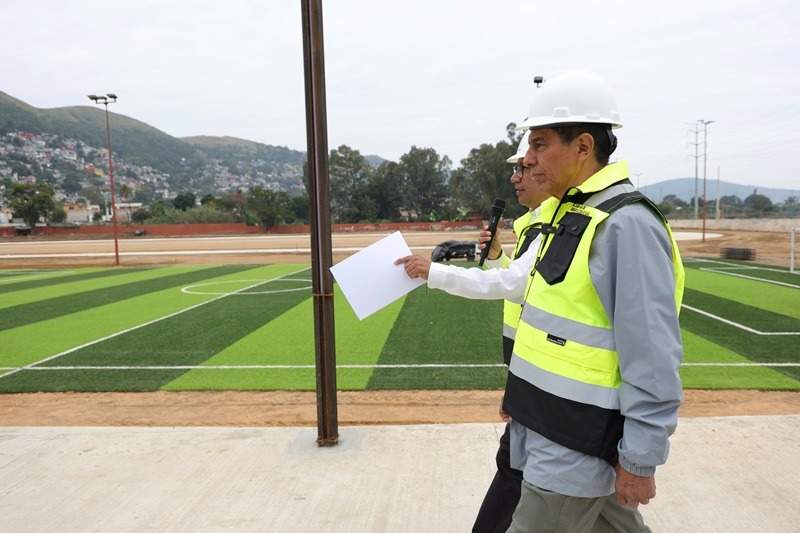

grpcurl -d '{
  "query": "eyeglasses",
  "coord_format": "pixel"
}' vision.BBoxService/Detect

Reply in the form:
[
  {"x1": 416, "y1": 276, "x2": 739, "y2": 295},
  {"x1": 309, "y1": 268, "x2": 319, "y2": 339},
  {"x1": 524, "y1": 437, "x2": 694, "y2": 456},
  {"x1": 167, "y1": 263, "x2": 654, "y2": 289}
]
[{"x1": 513, "y1": 164, "x2": 534, "y2": 176}]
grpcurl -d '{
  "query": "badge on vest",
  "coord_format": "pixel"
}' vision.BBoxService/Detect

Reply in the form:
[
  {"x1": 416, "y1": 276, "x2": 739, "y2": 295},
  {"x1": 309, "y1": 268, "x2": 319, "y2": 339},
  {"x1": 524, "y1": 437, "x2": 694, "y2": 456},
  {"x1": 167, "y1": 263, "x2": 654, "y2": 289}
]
[{"x1": 546, "y1": 333, "x2": 567, "y2": 346}]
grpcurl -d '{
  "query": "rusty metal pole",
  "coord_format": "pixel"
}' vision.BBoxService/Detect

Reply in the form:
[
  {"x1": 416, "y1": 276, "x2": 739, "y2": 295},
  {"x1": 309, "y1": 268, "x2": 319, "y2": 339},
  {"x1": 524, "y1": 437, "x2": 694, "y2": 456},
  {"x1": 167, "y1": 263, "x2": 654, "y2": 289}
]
[{"x1": 301, "y1": 0, "x2": 338, "y2": 446}]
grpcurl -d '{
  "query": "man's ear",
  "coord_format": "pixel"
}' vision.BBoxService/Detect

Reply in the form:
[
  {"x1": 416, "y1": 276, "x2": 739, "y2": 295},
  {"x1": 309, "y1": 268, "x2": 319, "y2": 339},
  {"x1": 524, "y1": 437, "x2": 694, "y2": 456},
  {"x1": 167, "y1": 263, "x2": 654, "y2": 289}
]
[{"x1": 575, "y1": 133, "x2": 595, "y2": 161}]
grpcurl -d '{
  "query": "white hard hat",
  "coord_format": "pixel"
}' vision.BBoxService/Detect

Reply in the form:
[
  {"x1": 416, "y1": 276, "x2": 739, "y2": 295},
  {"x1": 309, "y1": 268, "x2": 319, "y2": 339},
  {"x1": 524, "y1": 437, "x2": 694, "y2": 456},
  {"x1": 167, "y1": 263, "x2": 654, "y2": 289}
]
[
  {"x1": 517, "y1": 71, "x2": 622, "y2": 130},
  {"x1": 506, "y1": 130, "x2": 531, "y2": 163}
]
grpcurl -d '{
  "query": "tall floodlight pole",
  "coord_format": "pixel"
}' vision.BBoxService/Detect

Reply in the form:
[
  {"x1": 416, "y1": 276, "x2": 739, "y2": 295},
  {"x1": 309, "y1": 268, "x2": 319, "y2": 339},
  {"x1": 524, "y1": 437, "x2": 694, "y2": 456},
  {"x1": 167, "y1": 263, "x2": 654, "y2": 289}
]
[
  {"x1": 699, "y1": 119, "x2": 714, "y2": 242},
  {"x1": 301, "y1": 0, "x2": 338, "y2": 446},
  {"x1": 88, "y1": 94, "x2": 120, "y2": 266}
]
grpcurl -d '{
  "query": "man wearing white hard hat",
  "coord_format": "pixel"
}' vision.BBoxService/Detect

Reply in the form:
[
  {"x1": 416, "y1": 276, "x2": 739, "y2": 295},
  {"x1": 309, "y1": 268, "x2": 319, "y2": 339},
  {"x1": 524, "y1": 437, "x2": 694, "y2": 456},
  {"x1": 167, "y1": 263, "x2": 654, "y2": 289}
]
[{"x1": 500, "y1": 71, "x2": 685, "y2": 532}]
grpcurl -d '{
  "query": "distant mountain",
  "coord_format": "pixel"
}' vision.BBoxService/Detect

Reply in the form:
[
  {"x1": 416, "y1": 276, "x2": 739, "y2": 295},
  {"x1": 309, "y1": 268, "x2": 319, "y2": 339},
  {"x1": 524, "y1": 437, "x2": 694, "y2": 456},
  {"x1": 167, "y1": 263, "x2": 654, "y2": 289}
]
[
  {"x1": 364, "y1": 154, "x2": 388, "y2": 167},
  {"x1": 641, "y1": 177, "x2": 799, "y2": 204}
]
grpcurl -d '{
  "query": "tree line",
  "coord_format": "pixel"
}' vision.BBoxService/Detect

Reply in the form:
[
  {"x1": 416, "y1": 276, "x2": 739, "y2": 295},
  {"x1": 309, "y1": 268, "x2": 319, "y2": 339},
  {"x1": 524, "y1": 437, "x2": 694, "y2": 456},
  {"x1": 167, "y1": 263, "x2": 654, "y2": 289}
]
[{"x1": 658, "y1": 192, "x2": 800, "y2": 218}]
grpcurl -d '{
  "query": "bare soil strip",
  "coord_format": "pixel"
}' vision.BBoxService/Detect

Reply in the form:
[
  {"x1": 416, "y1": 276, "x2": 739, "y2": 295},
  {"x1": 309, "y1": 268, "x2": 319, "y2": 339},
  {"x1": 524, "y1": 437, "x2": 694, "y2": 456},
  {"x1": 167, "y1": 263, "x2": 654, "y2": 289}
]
[{"x1": 1, "y1": 390, "x2": 798, "y2": 427}]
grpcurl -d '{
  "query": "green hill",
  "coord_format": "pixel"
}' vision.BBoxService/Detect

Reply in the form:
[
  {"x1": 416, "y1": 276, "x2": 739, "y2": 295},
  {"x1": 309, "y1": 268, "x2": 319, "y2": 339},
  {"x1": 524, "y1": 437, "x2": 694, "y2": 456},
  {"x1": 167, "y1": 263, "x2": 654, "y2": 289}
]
[
  {"x1": 0, "y1": 91, "x2": 200, "y2": 179},
  {"x1": 182, "y1": 135, "x2": 305, "y2": 165}
]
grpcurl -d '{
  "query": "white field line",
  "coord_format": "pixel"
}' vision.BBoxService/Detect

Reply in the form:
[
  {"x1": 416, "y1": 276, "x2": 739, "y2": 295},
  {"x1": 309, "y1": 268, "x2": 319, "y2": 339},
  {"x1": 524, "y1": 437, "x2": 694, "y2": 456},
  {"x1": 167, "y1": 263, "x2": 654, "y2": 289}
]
[
  {"x1": 698, "y1": 267, "x2": 800, "y2": 289},
  {"x1": 0, "y1": 246, "x2": 437, "y2": 259},
  {"x1": 682, "y1": 304, "x2": 800, "y2": 335},
  {"x1": 0, "y1": 362, "x2": 798, "y2": 372},
  {"x1": 689, "y1": 257, "x2": 800, "y2": 275},
  {"x1": 0, "y1": 267, "x2": 311, "y2": 380}
]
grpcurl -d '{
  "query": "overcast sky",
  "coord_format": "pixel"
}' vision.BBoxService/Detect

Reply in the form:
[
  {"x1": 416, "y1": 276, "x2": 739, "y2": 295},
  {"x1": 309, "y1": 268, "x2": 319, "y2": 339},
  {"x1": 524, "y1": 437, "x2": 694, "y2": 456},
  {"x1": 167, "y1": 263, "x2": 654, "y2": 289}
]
[{"x1": 2, "y1": 0, "x2": 798, "y2": 190}]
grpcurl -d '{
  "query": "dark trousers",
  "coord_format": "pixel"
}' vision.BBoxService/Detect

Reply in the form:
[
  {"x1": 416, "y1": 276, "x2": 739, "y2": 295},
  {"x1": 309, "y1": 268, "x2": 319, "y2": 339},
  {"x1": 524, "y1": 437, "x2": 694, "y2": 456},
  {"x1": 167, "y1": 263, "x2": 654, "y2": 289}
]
[{"x1": 472, "y1": 422, "x2": 523, "y2": 533}]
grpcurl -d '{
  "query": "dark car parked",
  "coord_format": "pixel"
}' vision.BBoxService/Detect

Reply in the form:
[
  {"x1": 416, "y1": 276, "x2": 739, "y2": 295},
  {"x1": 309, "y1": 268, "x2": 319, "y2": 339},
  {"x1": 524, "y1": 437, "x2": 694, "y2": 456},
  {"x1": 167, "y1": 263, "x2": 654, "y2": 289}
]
[{"x1": 431, "y1": 240, "x2": 477, "y2": 262}]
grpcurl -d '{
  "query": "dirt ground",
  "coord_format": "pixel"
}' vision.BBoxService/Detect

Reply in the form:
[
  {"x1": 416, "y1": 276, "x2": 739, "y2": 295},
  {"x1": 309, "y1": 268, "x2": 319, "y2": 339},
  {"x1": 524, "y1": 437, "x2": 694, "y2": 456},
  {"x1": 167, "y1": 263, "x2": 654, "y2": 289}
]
[
  {"x1": 0, "y1": 228, "x2": 794, "y2": 268},
  {"x1": 1, "y1": 389, "x2": 799, "y2": 426}
]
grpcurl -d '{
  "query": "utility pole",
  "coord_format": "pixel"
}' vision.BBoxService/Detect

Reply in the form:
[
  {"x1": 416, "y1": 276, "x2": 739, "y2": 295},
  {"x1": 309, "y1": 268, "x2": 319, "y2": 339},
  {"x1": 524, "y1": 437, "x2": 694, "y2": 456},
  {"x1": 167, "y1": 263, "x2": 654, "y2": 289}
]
[
  {"x1": 716, "y1": 166, "x2": 721, "y2": 220},
  {"x1": 88, "y1": 93, "x2": 120, "y2": 266},
  {"x1": 634, "y1": 173, "x2": 643, "y2": 189},
  {"x1": 688, "y1": 122, "x2": 701, "y2": 219},
  {"x1": 699, "y1": 119, "x2": 714, "y2": 242},
  {"x1": 301, "y1": 0, "x2": 338, "y2": 447}
]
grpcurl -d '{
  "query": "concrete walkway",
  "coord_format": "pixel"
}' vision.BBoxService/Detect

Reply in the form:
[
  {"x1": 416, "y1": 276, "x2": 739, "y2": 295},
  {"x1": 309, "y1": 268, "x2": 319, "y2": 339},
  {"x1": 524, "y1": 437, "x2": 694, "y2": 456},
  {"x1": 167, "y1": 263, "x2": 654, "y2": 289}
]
[{"x1": 1, "y1": 415, "x2": 798, "y2": 532}]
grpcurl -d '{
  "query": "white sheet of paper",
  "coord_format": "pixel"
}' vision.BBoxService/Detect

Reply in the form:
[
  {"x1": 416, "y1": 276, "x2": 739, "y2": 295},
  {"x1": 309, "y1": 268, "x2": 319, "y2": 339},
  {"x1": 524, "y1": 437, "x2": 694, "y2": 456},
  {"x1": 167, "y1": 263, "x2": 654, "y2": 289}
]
[{"x1": 330, "y1": 231, "x2": 424, "y2": 320}]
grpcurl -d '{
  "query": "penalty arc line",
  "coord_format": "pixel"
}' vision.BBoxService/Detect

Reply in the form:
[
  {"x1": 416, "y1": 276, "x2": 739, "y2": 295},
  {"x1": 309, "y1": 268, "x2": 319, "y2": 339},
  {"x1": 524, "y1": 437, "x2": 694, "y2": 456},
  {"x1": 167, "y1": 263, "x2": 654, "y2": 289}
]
[{"x1": 0, "y1": 267, "x2": 311, "y2": 380}]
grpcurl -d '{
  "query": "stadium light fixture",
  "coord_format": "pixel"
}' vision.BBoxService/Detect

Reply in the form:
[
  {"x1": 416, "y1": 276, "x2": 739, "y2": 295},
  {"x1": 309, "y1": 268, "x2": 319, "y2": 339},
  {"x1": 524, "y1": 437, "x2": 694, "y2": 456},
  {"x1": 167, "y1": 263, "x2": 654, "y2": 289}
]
[{"x1": 88, "y1": 93, "x2": 121, "y2": 266}]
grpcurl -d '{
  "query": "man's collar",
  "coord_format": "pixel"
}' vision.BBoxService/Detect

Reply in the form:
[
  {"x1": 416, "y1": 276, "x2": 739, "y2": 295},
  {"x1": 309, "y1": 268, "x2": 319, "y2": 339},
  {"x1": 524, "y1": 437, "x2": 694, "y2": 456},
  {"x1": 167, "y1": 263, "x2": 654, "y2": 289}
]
[{"x1": 570, "y1": 160, "x2": 630, "y2": 196}]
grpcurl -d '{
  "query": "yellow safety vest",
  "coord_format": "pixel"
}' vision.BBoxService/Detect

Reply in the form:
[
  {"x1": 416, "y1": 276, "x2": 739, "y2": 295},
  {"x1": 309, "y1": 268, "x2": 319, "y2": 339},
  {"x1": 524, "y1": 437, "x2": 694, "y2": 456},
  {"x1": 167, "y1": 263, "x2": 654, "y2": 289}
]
[{"x1": 504, "y1": 161, "x2": 685, "y2": 462}]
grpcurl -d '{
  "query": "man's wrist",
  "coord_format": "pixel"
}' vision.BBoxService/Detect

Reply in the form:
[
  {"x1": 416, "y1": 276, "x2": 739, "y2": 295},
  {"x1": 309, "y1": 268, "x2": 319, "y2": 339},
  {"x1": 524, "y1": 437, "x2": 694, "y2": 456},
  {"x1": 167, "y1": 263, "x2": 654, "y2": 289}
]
[{"x1": 619, "y1": 455, "x2": 656, "y2": 477}]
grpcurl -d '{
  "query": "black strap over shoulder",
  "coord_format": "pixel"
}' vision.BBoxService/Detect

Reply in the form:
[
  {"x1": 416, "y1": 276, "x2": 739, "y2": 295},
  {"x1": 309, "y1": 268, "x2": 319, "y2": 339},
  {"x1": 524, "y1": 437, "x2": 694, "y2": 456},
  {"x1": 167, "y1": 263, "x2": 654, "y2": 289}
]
[
  {"x1": 565, "y1": 178, "x2": 634, "y2": 206},
  {"x1": 595, "y1": 189, "x2": 668, "y2": 224}
]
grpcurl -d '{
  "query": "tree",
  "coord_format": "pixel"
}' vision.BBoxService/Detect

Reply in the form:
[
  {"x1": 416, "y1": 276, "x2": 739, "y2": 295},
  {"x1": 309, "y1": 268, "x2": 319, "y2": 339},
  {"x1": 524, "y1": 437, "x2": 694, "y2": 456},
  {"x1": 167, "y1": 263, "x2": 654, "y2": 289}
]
[
  {"x1": 449, "y1": 140, "x2": 519, "y2": 218},
  {"x1": 49, "y1": 207, "x2": 67, "y2": 224},
  {"x1": 119, "y1": 184, "x2": 132, "y2": 201},
  {"x1": 397, "y1": 146, "x2": 451, "y2": 220},
  {"x1": 172, "y1": 192, "x2": 196, "y2": 211},
  {"x1": 744, "y1": 193, "x2": 772, "y2": 215},
  {"x1": 365, "y1": 161, "x2": 404, "y2": 221},
  {"x1": 246, "y1": 186, "x2": 292, "y2": 228},
  {"x1": 289, "y1": 192, "x2": 310, "y2": 224},
  {"x1": 131, "y1": 208, "x2": 150, "y2": 224},
  {"x1": 719, "y1": 195, "x2": 743, "y2": 207},
  {"x1": 200, "y1": 194, "x2": 216, "y2": 206},
  {"x1": 9, "y1": 183, "x2": 57, "y2": 228},
  {"x1": 328, "y1": 145, "x2": 373, "y2": 222},
  {"x1": 62, "y1": 176, "x2": 83, "y2": 195}
]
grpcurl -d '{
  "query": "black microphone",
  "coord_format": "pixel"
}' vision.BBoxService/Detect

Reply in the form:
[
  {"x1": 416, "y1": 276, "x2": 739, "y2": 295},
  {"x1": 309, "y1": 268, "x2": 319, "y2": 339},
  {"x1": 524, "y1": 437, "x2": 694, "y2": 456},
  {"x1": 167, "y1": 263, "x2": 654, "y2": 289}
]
[{"x1": 478, "y1": 198, "x2": 506, "y2": 267}]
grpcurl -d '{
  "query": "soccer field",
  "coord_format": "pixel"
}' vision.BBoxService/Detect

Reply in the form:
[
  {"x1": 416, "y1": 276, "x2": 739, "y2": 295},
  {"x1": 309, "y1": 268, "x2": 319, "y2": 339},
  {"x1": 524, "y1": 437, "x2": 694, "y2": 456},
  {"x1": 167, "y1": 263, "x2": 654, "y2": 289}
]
[{"x1": 0, "y1": 258, "x2": 798, "y2": 393}]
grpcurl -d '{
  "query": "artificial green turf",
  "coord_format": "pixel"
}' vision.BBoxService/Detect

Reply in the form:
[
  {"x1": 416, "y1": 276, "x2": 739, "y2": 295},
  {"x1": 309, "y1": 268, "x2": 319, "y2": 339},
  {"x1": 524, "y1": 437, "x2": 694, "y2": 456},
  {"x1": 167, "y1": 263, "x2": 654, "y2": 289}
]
[
  {"x1": 0, "y1": 265, "x2": 255, "y2": 331},
  {"x1": 683, "y1": 288, "x2": 800, "y2": 332},
  {"x1": 0, "y1": 265, "x2": 203, "y2": 310},
  {"x1": 680, "y1": 302, "x2": 800, "y2": 383},
  {"x1": 684, "y1": 266, "x2": 800, "y2": 319},
  {"x1": 680, "y1": 367, "x2": 800, "y2": 390},
  {"x1": 165, "y1": 284, "x2": 406, "y2": 390},
  {"x1": 702, "y1": 268, "x2": 800, "y2": 287},
  {"x1": 0, "y1": 368, "x2": 186, "y2": 392},
  {"x1": 366, "y1": 283, "x2": 503, "y2": 389},
  {"x1": 683, "y1": 259, "x2": 800, "y2": 287},
  {"x1": 367, "y1": 367, "x2": 507, "y2": 390},
  {"x1": 0, "y1": 267, "x2": 147, "y2": 295},
  {"x1": 0, "y1": 266, "x2": 280, "y2": 367},
  {"x1": 164, "y1": 368, "x2": 376, "y2": 391},
  {"x1": 680, "y1": 330, "x2": 799, "y2": 389},
  {"x1": 39, "y1": 266, "x2": 311, "y2": 391}
]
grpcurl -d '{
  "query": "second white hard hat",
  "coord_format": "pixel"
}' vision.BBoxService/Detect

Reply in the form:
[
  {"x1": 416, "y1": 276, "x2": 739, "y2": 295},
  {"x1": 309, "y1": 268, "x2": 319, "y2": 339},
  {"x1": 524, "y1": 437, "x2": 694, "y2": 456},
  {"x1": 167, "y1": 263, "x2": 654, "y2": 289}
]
[
  {"x1": 517, "y1": 71, "x2": 622, "y2": 130},
  {"x1": 506, "y1": 130, "x2": 531, "y2": 163}
]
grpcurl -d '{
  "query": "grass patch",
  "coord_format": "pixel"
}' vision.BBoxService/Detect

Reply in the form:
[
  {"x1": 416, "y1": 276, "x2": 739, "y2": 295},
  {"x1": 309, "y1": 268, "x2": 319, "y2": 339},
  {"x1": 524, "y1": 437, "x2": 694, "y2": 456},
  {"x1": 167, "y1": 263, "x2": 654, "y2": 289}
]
[
  {"x1": 683, "y1": 288, "x2": 800, "y2": 332},
  {"x1": 684, "y1": 265, "x2": 800, "y2": 319},
  {"x1": 0, "y1": 265, "x2": 255, "y2": 331},
  {"x1": 0, "y1": 267, "x2": 147, "y2": 295},
  {"x1": 0, "y1": 266, "x2": 279, "y2": 367},
  {"x1": 367, "y1": 283, "x2": 502, "y2": 389}
]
